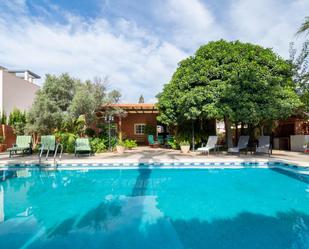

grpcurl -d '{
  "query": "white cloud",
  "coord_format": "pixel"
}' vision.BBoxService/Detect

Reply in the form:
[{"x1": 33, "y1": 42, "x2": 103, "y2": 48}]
[
  {"x1": 228, "y1": 0, "x2": 309, "y2": 57},
  {"x1": 0, "y1": 4, "x2": 187, "y2": 102},
  {"x1": 0, "y1": 0, "x2": 308, "y2": 102},
  {"x1": 159, "y1": 0, "x2": 224, "y2": 50}
]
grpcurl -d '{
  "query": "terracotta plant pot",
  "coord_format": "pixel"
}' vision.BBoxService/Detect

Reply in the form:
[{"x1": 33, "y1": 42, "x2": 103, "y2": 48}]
[
  {"x1": 180, "y1": 145, "x2": 190, "y2": 154},
  {"x1": 0, "y1": 144, "x2": 7, "y2": 152},
  {"x1": 116, "y1": 145, "x2": 125, "y2": 154}
]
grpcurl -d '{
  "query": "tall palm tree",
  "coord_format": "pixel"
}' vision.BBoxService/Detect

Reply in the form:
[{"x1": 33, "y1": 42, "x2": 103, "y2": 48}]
[{"x1": 297, "y1": 16, "x2": 309, "y2": 35}]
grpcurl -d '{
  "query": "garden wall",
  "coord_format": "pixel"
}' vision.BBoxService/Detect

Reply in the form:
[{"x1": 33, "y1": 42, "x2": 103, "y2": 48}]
[{"x1": 0, "y1": 125, "x2": 16, "y2": 148}]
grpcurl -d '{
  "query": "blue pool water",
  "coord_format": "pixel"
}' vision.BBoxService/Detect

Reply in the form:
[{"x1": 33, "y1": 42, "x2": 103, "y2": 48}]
[{"x1": 0, "y1": 167, "x2": 309, "y2": 249}]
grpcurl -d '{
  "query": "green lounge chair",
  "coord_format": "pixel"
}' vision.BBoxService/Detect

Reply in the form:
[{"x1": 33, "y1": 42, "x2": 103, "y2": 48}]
[
  {"x1": 39, "y1": 135, "x2": 58, "y2": 160},
  {"x1": 40, "y1": 135, "x2": 56, "y2": 152},
  {"x1": 8, "y1": 135, "x2": 32, "y2": 158},
  {"x1": 75, "y1": 138, "x2": 91, "y2": 157},
  {"x1": 148, "y1": 135, "x2": 158, "y2": 147}
]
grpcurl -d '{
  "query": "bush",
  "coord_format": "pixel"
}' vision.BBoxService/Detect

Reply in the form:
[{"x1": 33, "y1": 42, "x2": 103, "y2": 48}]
[
  {"x1": 168, "y1": 140, "x2": 179, "y2": 150},
  {"x1": 1, "y1": 113, "x2": 7, "y2": 125},
  {"x1": 8, "y1": 109, "x2": 27, "y2": 135},
  {"x1": 145, "y1": 125, "x2": 156, "y2": 135},
  {"x1": 124, "y1": 139, "x2": 137, "y2": 149},
  {"x1": 90, "y1": 138, "x2": 107, "y2": 153},
  {"x1": 54, "y1": 131, "x2": 77, "y2": 153},
  {"x1": 179, "y1": 140, "x2": 190, "y2": 146},
  {"x1": 85, "y1": 128, "x2": 96, "y2": 137}
]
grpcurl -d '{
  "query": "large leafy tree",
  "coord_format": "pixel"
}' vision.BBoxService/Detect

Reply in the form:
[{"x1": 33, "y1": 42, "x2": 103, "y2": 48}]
[
  {"x1": 26, "y1": 74, "x2": 121, "y2": 138},
  {"x1": 157, "y1": 40, "x2": 302, "y2": 147}
]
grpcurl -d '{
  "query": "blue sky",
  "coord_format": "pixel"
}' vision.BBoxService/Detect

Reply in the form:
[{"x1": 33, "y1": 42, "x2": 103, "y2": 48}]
[{"x1": 0, "y1": 0, "x2": 308, "y2": 102}]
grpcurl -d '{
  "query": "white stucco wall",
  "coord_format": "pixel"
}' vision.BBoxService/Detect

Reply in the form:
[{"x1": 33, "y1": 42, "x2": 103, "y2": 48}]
[
  {"x1": 290, "y1": 135, "x2": 309, "y2": 152},
  {"x1": 1, "y1": 70, "x2": 39, "y2": 115}
]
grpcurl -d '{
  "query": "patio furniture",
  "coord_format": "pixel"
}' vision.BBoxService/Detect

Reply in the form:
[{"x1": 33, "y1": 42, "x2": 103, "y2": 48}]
[
  {"x1": 7, "y1": 135, "x2": 32, "y2": 158},
  {"x1": 228, "y1": 135, "x2": 249, "y2": 154},
  {"x1": 148, "y1": 135, "x2": 159, "y2": 148},
  {"x1": 157, "y1": 135, "x2": 164, "y2": 145},
  {"x1": 40, "y1": 135, "x2": 56, "y2": 152},
  {"x1": 197, "y1": 136, "x2": 218, "y2": 155},
  {"x1": 256, "y1": 136, "x2": 272, "y2": 156},
  {"x1": 75, "y1": 138, "x2": 91, "y2": 157}
]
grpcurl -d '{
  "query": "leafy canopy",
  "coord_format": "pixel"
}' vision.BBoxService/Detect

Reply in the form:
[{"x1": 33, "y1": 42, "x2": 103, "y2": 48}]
[
  {"x1": 26, "y1": 74, "x2": 121, "y2": 135},
  {"x1": 157, "y1": 40, "x2": 301, "y2": 126}
]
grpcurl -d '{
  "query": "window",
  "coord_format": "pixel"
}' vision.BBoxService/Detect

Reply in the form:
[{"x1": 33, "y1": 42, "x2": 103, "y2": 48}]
[{"x1": 134, "y1": 124, "x2": 146, "y2": 135}]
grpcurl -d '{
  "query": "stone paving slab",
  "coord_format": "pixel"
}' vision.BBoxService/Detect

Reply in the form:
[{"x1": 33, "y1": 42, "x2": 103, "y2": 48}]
[{"x1": 0, "y1": 147, "x2": 308, "y2": 167}]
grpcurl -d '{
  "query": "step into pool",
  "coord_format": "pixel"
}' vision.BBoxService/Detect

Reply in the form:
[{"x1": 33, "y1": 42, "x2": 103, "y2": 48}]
[{"x1": 0, "y1": 167, "x2": 308, "y2": 249}]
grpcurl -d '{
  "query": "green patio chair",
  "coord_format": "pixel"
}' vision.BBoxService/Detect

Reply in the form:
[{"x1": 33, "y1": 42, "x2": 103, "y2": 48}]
[
  {"x1": 75, "y1": 138, "x2": 91, "y2": 157},
  {"x1": 40, "y1": 135, "x2": 56, "y2": 152},
  {"x1": 157, "y1": 135, "x2": 164, "y2": 145},
  {"x1": 8, "y1": 135, "x2": 32, "y2": 158},
  {"x1": 147, "y1": 135, "x2": 158, "y2": 147}
]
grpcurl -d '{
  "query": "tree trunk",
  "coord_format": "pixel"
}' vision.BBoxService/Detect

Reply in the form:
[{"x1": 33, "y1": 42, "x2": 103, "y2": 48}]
[
  {"x1": 224, "y1": 117, "x2": 233, "y2": 148},
  {"x1": 235, "y1": 122, "x2": 239, "y2": 142},
  {"x1": 240, "y1": 122, "x2": 244, "y2": 135},
  {"x1": 260, "y1": 125, "x2": 264, "y2": 136}
]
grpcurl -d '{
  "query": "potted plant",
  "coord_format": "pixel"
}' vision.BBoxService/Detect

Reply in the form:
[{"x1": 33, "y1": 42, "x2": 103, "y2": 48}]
[
  {"x1": 116, "y1": 140, "x2": 126, "y2": 154},
  {"x1": 180, "y1": 140, "x2": 190, "y2": 154},
  {"x1": 0, "y1": 136, "x2": 6, "y2": 152},
  {"x1": 124, "y1": 139, "x2": 137, "y2": 150}
]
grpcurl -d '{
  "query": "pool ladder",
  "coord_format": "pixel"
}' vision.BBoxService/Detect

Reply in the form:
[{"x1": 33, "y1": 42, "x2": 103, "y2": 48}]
[{"x1": 38, "y1": 144, "x2": 63, "y2": 167}]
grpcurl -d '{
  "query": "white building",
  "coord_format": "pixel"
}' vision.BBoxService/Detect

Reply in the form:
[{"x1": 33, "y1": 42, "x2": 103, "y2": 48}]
[{"x1": 0, "y1": 66, "x2": 40, "y2": 115}]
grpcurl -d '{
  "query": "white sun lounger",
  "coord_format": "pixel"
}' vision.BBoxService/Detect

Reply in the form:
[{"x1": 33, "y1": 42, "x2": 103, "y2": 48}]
[
  {"x1": 256, "y1": 136, "x2": 271, "y2": 156},
  {"x1": 197, "y1": 136, "x2": 218, "y2": 155},
  {"x1": 228, "y1": 135, "x2": 249, "y2": 154}
]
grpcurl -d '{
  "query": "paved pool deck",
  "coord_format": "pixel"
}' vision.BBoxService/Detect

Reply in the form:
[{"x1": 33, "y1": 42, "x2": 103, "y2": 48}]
[{"x1": 0, "y1": 147, "x2": 308, "y2": 167}]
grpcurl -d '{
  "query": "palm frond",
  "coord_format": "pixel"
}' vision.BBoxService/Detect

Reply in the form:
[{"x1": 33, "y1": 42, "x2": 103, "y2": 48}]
[{"x1": 297, "y1": 16, "x2": 309, "y2": 35}]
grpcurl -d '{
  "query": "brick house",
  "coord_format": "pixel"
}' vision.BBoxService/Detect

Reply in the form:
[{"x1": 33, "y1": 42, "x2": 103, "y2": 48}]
[{"x1": 98, "y1": 103, "x2": 159, "y2": 144}]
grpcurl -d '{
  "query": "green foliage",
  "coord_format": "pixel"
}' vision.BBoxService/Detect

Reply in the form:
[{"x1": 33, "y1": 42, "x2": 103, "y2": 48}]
[
  {"x1": 43, "y1": 73, "x2": 78, "y2": 111},
  {"x1": 61, "y1": 115, "x2": 86, "y2": 135},
  {"x1": 297, "y1": 16, "x2": 309, "y2": 36},
  {"x1": 85, "y1": 128, "x2": 96, "y2": 137},
  {"x1": 1, "y1": 113, "x2": 7, "y2": 125},
  {"x1": 124, "y1": 139, "x2": 137, "y2": 149},
  {"x1": 69, "y1": 80, "x2": 105, "y2": 126},
  {"x1": 157, "y1": 40, "x2": 301, "y2": 133},
  {"x1": 26, "y1": 74, "x2": 120, "y2": 137},
  {"x1": 54, "y1": 131, "x2": 77, "y2": 153},
  {"x1": 145, "y1": 124, "x2": 156, "y2": 135},
  {"x1": 179, "y1": 140, "x2": 190, "y2": 146},
  {"x1": 168, "y1": 139, "x2": 178, "y2": 150},
  {"x1": 90, "y1": 138, "x2": 107, "y2": 153},
  {"x1": 0, "y1": 136, "x2": 4, "y2": 144},
  {"x1": 8, "y1": 108, "x2": 27, "y2": 135},
  {"x1": 26, "y1": 91, "x2": 63, "y2": 135},
  {"x1": 116, "y1": 140, "x2": 126, "y2": 146}
]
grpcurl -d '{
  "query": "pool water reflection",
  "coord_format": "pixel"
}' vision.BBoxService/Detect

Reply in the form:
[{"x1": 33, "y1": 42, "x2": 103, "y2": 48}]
[{"x1": 0, "y1": 168, "x2": 309, "y2": 249}]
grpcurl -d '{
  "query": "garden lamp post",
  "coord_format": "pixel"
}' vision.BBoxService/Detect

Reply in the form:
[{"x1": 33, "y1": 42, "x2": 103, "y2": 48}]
[
  {"x1": 191, "y1": 119, "x2": 195, "y2": 152},
  {"x1": 104, "y1": 114, "x2": 114, "y2": 151}
]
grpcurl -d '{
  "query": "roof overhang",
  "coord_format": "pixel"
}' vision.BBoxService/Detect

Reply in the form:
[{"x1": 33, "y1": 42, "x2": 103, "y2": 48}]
[
  {"x1": 8, "y1": 70, "x2": 41, "y2": 79},
  {"x1": 99, "y1": 103, "x2": 158, "y2": 114}
]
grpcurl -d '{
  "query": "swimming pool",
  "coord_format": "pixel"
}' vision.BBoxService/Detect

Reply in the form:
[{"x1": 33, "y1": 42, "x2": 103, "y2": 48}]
[{"x1": 0, "y1": 166, "x2": 308, "y2": 249}]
